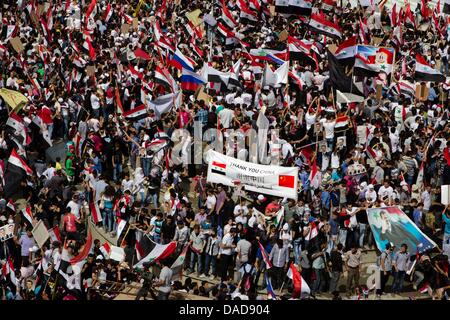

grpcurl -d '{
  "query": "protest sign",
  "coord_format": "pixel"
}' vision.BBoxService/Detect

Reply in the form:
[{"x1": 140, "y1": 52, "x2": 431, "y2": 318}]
[
  {"x1": 121, "y1": 23, "x2": 131, "y2": 34},
  {"x1": 186, "y1": 9, "x2": 202, "y2": 26},
  {"x1": 442, "y1": 185, "x2": 450, "y2": 205},
  {"x1": 32, "y1": 220, "x2": 50, "y2": 248},
  {"x1": 110, "y1": 246, "x2": 125, "y2": 262},
  {"x1": 0, "y1": 224, "x2": 15, "y2": 242},
  {"x1": 367, "y1": 206, "x2": 437, "y2": 254},
  {"x1": 86, "y1": 65, "x2": 96, "y2": 77},
  {"x1": 10, "y1": 37, "x2": 24, "y2": 53},
  {"x1": 206, "y1": 150, "x2": 299, "y2": 200}
]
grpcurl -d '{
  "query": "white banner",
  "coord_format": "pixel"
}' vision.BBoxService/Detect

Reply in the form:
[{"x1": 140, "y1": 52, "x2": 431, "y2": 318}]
[{"x1": 206, "y1": 150, "x2": 299, "y2": 200}]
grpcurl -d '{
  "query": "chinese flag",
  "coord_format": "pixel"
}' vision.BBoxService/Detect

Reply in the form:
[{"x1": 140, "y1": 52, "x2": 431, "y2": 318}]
[{"x1": 278, "y1": 175, "x2": 294, "y2": 188}]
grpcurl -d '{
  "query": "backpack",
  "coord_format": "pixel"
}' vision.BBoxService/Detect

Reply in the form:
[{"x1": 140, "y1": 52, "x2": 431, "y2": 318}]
[{"x1": 241, "y1": 264, "x2": 255, "y2": 293}]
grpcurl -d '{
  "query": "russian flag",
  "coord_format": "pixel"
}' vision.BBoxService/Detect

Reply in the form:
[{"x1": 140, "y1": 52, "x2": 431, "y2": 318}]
[
  {"x1": 180, "y1": 68, "x2": 205, "y2": 91},
  {"x1": 170, "y1": 48, "x2": 195, "y2": 71},
  {"x1": 265, "y1": 274, "x2": 277, "y2": 300}
]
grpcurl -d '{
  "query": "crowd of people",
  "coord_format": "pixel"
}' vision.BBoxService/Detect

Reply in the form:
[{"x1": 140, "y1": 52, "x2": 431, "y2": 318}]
[{"x1": 0, "y1": 0, "x2": 450, "y2": 301}]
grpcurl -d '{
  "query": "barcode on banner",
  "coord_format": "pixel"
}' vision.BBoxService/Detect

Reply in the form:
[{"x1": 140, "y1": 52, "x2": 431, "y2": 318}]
[{"x1": 236, "y1": 173, "x2": 265, "y2": 184}]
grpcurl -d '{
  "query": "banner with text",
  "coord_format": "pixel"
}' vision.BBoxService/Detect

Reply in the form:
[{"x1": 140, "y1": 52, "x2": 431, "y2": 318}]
[{"x1": 206, "y1": 150, "x2": 299, "y2": 200}]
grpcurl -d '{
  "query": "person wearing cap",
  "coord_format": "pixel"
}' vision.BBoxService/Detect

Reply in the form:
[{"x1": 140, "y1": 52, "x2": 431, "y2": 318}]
[{"x1": 377, "y1": 243, "x2": 393, "y2": 297}]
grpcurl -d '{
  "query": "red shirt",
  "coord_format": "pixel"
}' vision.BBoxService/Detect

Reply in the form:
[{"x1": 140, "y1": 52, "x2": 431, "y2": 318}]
[{"x1": 63, "y1": 213, "x2": 77, "y2": 233}]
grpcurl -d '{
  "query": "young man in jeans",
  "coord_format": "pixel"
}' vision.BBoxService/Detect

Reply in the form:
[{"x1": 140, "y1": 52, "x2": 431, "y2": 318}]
[
  {"x1": 377, "y1": 243, "x2": 393, "y2": 297},
  {"x1": 392, "y1": 244, "x2": 409, "y2": 294}
]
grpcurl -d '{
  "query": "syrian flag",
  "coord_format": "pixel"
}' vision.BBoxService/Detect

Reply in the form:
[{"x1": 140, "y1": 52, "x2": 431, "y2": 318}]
[
  {"x1": 156, "y1": 36, "x2": 175, "y2": 54},
  {"x1": 104, "y1": 3, "x2": 113, "y2": 22},
  {"x1": 128, "y1": 65, "x2": 145, "y2": 80},
  {"x1": 272, "y1": 207, "x2": 285, "y2": 228},
  {"x1": 22, "y1": 206, "x2": 34, "y2": 226},
  {"x1": 135, "y1": 234, "x2": 155, "y2": 261},
  {"x1": 309, "y1": 157, "x2": 319, "y2": 188},
  {"x1": 181, "y1": 68, "x2": 206, "y2": 91},
  {"x1": 416, "y1": 162, "x2": 425, "y2": 190},
  {"x1": 8, "y1": 149, "x2": 33, "y2": 176},
  {"x1": 190, "y1": 37, "x2": 204, "y2": 58},
  {"x1": 221, "y1": 0, "x2": 237, "y2": 28},
  {"x1": 123, "y1": 104, "x2": 148, "y2": 121},
  {"x1": 171, "y1": 244, "x2": 189, "y2": 280},
  {"x1": 334, "y1": 36, "x2": 357, "y2": 65},
  {"x1": 288, "y1": 0, "x2": 313, "y2": 15},
  {"x1": 335, "y1": 114, "x2": 351, "y2": 129},
  {"x1": 48, "y1": 226, "x2": 62, "y2": 243},
  {"x1": 390, "y1": 3, "x2": 398, "y2": 27},
  {"x1": 228, "y1": 59, "x2": 243, "y2": 89},
  {"x1": 321, "y1": 0, "x2": 336, "y2": 11},
  {"x1": 414, "y1": 54, "x2": 446, "y2": 83},
  {"x1": 336, "y1": 90, "x2": 365, "y2": 104},
  {"x1": 0, "y1": 160, "x2": 4, "y2": 186},
  {"x1": 354, "y1": 54, "x2": 380, "y2": 77},
  {"x1": 211, "y1": 160, "x2": 227, "y2": 176},
  {"x1": 308, "y1": 14, "x2": 342, "y2": 39},
  {"x1": 258, "y1": 241, "x2": 272, "y2": 269},
  {"x1": 366, "y1": 145, "x2": 377, "y2": 162},
  {"x1": 359, "y1": 19, "x2": 370, "y2": 44},
  {"x1": 6, "y1": 112, "x2": 31, "y2": 146},
  {"x1": 155, "y1": 65, "x2": 173, "y2": 89},
  {"x1": 392, "y1": 80, "x2": 416, "y2": 98},
  {"x1": 89, "y1": 201, "x2": 103, "y2": 224},
  {"x1": 133, "y1": 239, "x2": 177, "y2": 268},
  {"x1": 2, "y1": 256, "x2": 19, "y2": 287},
  {"x1": 287, "y1": 263, "x2": 310, "y2": 298},
  {"x1": 99, "y1": 242, "x2": 111, "y2": 259},
  {"x1": 83, "y1": 37, "x2": 97, "y2": 61},
  {"x1": 6, "y1": 199, "x2": 16, "y2": 212},
  {"x1": 70, "y1": 231, "x2": 94, "y2": 264},
  {"x1": 288, "y1": 37, "x2": 315, "y2": 66},
  {"x1": 116, "y1": 218, "x2": 128, "y2": 246},
  {"x1": 265, "y1": 274, "x2": 278, "y2": 300},
  {"x1": 289, "y1": 71, "x2": 303, "y2": 89},
  {"x1": 275, "y1": 0, "x2": 290, "y2": 13},
  {"x1": 238, "y1": 0, "x2": 258, "y2": 22},
  {"x1": 404, "y1": 4, "x2": 416, "y2": 28},
  {"x1": 304, "y1": 220, "x2": 319, "y2": 241}
]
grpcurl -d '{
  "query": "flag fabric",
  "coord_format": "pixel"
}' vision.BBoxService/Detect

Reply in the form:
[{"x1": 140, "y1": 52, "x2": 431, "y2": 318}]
[
  {"x1": 221, "y1": 0, "x2": 238, "y2": 28},
  {"x1": 258, "y1": 241, "x2": 272, "y2": 269},
  {"x1": 288, "y1": 0, "x2": 313, "y2": 15},
  {"x1": 134, "y1": 47, "x2": 152, "y2": 60},
  {"x1": 70, "y1": 231, "x2": 93, "y2": 264},
  {"x1": 170, "y1": 48, "x2": 195, "y2": 71},
  {"x1": 148, "y1": 91, "x2": 182, "y2": 117},
  {"x1": 135, "y1": 234, "x2": 155, "y2": 261},
  {"x1": 2, "y1": 256, "x2": 19, "y2": 287},
  {"x1": 8, "y1": 149, "x2": 33, "y2": 176},
  {"x1": 123, "y1": 104, "x2": 148, "y2": 121},
  {"x1": 444, "y1": 0, "x2": 450, "y2": 13},
  {"x1": 6, "y1": 199, "x2": 15, "y2": 212},
  {"x1": 308, "y1": 14, "x2": 342, "y2": 39},
  {"x1": 89, "y1": 201, "x2": 103, "y2": 224},
  {"x1": 170, "y1": 244, "x2": 189, "y2": 280},
  {"x1": 354, "y1": 54, "x2": 380, "y2": 77},
  {"x1": 6, "y1": 112, "x2": 31, "y2": 145},
  {"x1": 354, "y1": 46, "x2": 395, "y2": 76},
  {"x1": 133, "y1": 239, "x2": 177, "y2": 268},
  {"x1": 304, "y1": 220, "x2": 319, "y2": 241},
  {"x1": 22, "y1": 206, "x2": 34, "y2": 226},
  {"x1": 180, "y1": 68, "x2": 206, "y2": 91},
  {"x1": 0, "y1": 88, "x2": 29, "y2": 111},
  {"x1": 415, "y1": 162, "x2": 425, "y2": 190},
  {"x1": 116, "y1": 218, "x2": 128, "y2": 246},
  {"x1": 265, "y1": 274, "x2": 277, "y2": 300},
  {"x1": 104, "y1": 3, "x2": 113, "y2": 22},
  {"x1": 414, "y1": 54, "x2": 446, "y2": 83},
  {"x1": 334, "y1": 36, "x2": 357, "y2": 65},
  {"x1": 99, "y1": 242, "x2": 111, "y2": 259},
  {"x1": 48, "y1": 226, "x2": 61, "y2": 243},
  {"x1": 82, "y1": 37, "x2": 97, "y2": 60},
  {"x1": 287, "y1": 263, "x2": 311, "y2": 298},
  {"x1": 327, "y1": 50, "x2": 363, "y2": 96}
]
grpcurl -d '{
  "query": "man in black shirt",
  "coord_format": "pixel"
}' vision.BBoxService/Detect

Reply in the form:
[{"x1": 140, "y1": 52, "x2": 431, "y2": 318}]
[
  {"x1": 329, "y1": 243, "x2": 344, "y2": 293},
  {"x1": 161, "y1": 215, "x2": 176, "y2": 244}
]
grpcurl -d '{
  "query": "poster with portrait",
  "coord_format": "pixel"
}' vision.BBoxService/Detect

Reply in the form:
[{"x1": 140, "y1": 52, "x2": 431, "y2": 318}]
[
  {"x1": 367, "y1": 206, "x2": 437, "y2": 254},
  {"x1": 0, "y1": 224, "x2": 15, "y2": 242}
]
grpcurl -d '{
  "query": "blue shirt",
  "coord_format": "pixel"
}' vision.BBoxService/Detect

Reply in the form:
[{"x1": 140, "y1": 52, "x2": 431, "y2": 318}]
[
  {"x1": 300, "y1": 170, "x2": 310, "y2": 189},
  {"x1": 413, "y1": 209, "x2": 423, "y2": 228},
  {"x1": 196, "y1": 109, "x2": 208, "y2": 126},
  {"x1": 443, "y1": 213, "x2": 450, "y2": 235},
  {"x1": 321, "y1": 191, "x2": 331, "y2": 209}
]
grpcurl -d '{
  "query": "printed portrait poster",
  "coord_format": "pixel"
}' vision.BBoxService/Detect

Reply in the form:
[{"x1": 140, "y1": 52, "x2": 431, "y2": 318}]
[
  {"x1": 367, "y1": 206, "x2": 437, "y2": 254},
  {"x1": 0, "y1": 224, "x2": 15, "y2": 242}
]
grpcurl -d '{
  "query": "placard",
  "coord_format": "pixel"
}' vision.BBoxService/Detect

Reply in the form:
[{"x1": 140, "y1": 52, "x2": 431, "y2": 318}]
[
  {"x1": 195, "y1": 86, "x2": 211, "y2": 103},
  {"x1": 186, "y1": 9, "x2": 202, "y2": 26},
  {"x1": 110, "y1": 246, "x2": 125, "y2": 262},
  {"x1": 376, "y1": 84, "x2": 383, "y2": 100},
  {"x1": 121, "y1": 23, "x2": 131, "y2": 34},
  {"x1": 32, "y1": 220, "x2": 50, "y2": 248},
  {"x1": 278, "y1": 30, "x2": 288, "y2": 42},
  {"x1": 442, "y1": 185, "x2": 450, "y2": 205},
  {"x1": 86, "y1": 65, "x2": 96, "y2": 77},
  {"x1": 415, "y1": 83, "x2": 429, "y2": 101},
  {"x1": 0, "y1": 224, "x2": 14, "y2": 242},
  {"x1": 10, "y1": 37, "x2": 24, "y2": 53},
  {"x1": 133, "y1": 17, "x2": 139, "y2": 29}
]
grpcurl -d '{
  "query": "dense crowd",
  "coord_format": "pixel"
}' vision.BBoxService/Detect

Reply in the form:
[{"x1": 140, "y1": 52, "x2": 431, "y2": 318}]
[{"x1": 0, "y1": 0, "x2": 450, "y2": 301}]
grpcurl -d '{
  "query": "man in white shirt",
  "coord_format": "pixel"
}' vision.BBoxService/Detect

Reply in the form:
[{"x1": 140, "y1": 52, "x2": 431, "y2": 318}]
[
  {"x1": 218, "y1": 107, "x2": 235, "y2": 129},
  {"x1": 220, "y1": 228, "x2": 236, "y2": 281},
  {"x1": 66, "y1": 194, "x2": 82, "y2": 220},
  {"x1": 421, "y1": 186, "x2": 432, "y2": 213},
  {"x1": 322, "y1": 114, "x2": 336, "y2": 150},
  {"x1": 378, "y1": 181, "x2": 394, "y2": 202},
  {"x1": 365, "y1": 185, "x2": 377, "y2": 204}
]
